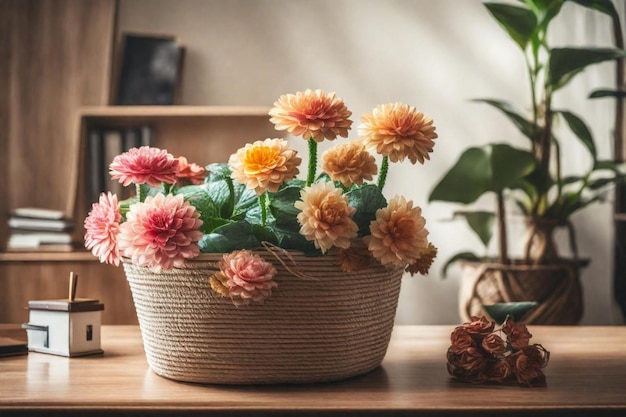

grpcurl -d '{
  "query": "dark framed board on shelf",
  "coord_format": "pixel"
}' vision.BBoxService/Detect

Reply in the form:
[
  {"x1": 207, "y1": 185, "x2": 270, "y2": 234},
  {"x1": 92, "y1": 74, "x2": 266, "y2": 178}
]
[{"x1": 114, "y1": 33, "x2": 185, "y2": 105}]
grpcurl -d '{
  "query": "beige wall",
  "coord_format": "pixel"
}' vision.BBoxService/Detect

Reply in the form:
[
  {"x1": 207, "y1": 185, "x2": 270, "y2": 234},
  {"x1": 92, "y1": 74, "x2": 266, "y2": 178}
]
[{"x1": 118, "y1": 0, "x2": 624, "y2": 324}]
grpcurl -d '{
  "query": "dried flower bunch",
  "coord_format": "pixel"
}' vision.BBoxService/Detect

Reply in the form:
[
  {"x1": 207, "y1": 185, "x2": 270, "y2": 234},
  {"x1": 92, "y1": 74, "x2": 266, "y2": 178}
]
[
  {"x1": 447, "y1": 316, "x2": 550, "y2": 387},
  {"x1": 85, "y1": 89, "x2": 438, "y2": 306}
]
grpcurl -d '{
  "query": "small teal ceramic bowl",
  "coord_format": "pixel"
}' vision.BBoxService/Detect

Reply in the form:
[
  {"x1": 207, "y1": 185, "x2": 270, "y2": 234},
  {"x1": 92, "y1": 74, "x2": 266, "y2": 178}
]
[{"x1": 482, "y1": 301, "x2": 538, "y2": 324}]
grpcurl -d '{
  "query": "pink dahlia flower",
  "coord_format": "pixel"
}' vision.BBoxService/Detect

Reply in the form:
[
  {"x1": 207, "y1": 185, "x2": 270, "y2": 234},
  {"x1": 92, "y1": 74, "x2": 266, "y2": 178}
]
[
  {"x1": 109, "y1": 146, "x2": 179, "y2": 187},
  {"x1": 84, "y1": 192, "x2": 122, "y2": 266},
  {"x1": 117, "y1": 193, "x2": 203, "y2": 271},
  {"x1": 209, "y1": 250, "x2": 278, "y2": 306}
]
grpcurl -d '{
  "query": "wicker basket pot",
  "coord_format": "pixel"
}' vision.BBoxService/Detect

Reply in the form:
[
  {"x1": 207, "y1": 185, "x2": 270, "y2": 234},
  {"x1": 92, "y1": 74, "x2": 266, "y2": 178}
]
[
  {"x1": 123, "y1": 250, "x2": 404, "y2": 384},
  {"x1": 458, "y1": 259, "x2": 585, "y2": 325}
]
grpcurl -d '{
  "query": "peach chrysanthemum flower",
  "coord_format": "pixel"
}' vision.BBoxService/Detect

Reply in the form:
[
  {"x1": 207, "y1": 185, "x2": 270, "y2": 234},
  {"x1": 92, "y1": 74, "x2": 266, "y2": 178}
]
[
  {"x1": 209, "y1": 250, "x2": 278, "y2": 306},
  {"x1": 109, "y1": 146, "x2": 179, "y2": 187},
  {"x1": 367, "y1": 195, "x2": 429, "y2": 266},
  {"x1": 269, "y1": 89, "x2": 353, "y2": 143},
  {"x1": 295, "y1": 181, "x2": 359, "y2": 253},
  {"x1": 359, "y1": 103, "x2": 437, "y2": 164},
  {"x1": 229, "y1": 138, "x2": 301, "y2": 195},
  {"x1": 84, "y1": 192, "x2": 122, "y2": 266},
  {"x1": 176, "y1": 156, "x2": 206, "y2": 186},
  {"x1": 405, "y1": 242, "x2": 438, "y2": 276},
  {"x1": 117, "y1": 193, "x2": 203, "y2": 272},
  {"x1": 321, "y1": 141, "x2": 378, "y2": 188}
]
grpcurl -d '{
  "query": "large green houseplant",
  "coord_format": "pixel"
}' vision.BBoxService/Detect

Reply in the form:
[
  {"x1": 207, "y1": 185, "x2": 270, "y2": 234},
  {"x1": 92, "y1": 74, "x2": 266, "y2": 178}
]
[{"x1": 429, "y1": 0, "x2": 626, "y2": 323}]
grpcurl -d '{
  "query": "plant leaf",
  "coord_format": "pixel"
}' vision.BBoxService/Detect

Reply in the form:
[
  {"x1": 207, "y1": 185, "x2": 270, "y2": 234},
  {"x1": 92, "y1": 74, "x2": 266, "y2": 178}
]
[
  {"x1": 442, "y1": 251, "x2": 482, "y2": 278},
  {"x1": 473, "y1": 99, "x2": 537, "y2": 141},
  {"x1": 453, "y1": 211, "x2": 495, "y2": 247},
  {"x1": 549, "y1": 47, "x2": 626, "y2": 90},
  {"x1": 484, "y1": 2, "x2": 538, "y2": 49},
  {"x1": 345, "y1": 184, "x2": 387, "y2": 237},
  {"x1": 429, "y1": 144, "x2": 536, "y2": 204},
  {"x1": 556, "y1": 110, "x2": 597, "y2": 161},
  {"x1": 198, "y1": 221, "x2": 263, "y2": 253},
  {"x1": 589, "y1": 88, "x2": 626, "y2": 99}
]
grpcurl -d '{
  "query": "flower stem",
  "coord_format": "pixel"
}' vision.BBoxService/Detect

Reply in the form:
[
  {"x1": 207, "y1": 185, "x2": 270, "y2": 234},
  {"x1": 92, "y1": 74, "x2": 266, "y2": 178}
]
[
  {"x1": 136, "y1": 184, "x2": 142, "y2": 202},
  {"x1": 259, "y1": 193, "x2": 268, "y2": 227},
  {"x1": 306, "y1": 138, "x2": 317, "y2": 187},
  {"x1": 377, "y1": 156, "x2": 389, "y2": 190}
]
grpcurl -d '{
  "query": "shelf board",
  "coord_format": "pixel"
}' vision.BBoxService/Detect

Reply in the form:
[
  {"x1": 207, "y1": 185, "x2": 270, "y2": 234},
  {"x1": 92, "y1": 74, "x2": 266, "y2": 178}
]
[
  {"x1": 79, "y1": 105, "x2": 272, "y2": 118},
  {"x1": 0, "y1": 250, "x2": 97, "y2": 263}
]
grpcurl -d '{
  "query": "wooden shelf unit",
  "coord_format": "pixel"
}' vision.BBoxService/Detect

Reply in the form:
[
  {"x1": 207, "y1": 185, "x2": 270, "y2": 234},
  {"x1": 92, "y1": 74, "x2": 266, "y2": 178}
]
[{"x1": 72, "y1": 105, "x2": 281, "y2": 236}]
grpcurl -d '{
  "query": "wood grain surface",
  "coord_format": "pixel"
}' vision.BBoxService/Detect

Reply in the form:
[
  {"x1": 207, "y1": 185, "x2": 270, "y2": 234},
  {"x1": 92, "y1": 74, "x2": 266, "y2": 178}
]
[{"x1": 0, "y1": 325, "x2": 625, "y2": 416}]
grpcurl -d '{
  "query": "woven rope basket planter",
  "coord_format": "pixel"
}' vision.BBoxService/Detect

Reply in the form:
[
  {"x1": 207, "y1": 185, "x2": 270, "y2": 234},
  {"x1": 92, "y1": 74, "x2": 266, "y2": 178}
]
[
  {"x1": 458, "y1": 260, "x2": 585, "y2": 325},
  {"x1": 123, "y1": 250, "x2": 403, "y2": 384}
]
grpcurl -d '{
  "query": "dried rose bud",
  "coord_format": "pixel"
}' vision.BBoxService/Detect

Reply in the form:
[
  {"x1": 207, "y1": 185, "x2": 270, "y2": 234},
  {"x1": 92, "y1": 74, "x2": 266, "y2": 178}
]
[
  {"x1": 480, "y1": 358, "x2": 512, "y2": 383},
  {"x1": 449, "y1": 327, "x2": 476, "y2": 354},
  {"x1": 462, "y1": 316, "x2": 495, "y2": 340},
  {"x1": 447, "y1": 347, "x2": 486, "y2": 378},
  {"x1": 502, "y1": 318, "x2": 533, "y2": 350},
  {"x1": 481, "y1": 333, "x2": 507, "y2": 357},
  {"x1": 510, "y1": 350, "x2": 547, "y2": 387}
]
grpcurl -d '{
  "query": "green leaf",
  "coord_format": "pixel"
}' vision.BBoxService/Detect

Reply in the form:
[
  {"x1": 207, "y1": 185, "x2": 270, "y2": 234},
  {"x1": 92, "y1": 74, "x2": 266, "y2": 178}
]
[
  {"x1": 232, "y1": 186, "x2": 259, "y2": 219},
  {"x1": 345, "y1": 184, "x2": 388, "y2": 237},
  {"x1": 269, "y1": 185, "x2": 303, "y2": 234},
  {"x1": 429, "y1": 144, "x2": 536, "y2": 204},
  {"x1": 590, "y1": 89, "x2": 626, "y2": 99},
  {"x1": 594, "y1": 159, "x2": 623, "y2": 173},
  {"x1": 198, "y1": 221, "x2": 263, "y2": 253},
  {"x1": 454, "y1": 211, "x2": 496, "y2": 248},
  {"x1": 556, "y1": 110, "x2": 596, "y2": 161},
  {"x1": 473, "y1": 99, "x2": 537, "y2": 141},
  {"x1": 549, "y1": 48, "x2": 626, "y2": 90},
  {"x1": 442, "y1": 251, "x2": 481, "y2": 278},
  {"x1": 485, "y1": 3, "x2": 538, "y2": 49}
]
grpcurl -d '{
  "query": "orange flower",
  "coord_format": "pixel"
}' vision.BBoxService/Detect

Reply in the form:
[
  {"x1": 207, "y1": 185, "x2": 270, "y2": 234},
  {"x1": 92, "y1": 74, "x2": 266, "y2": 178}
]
[
  {"x1": 229, "y1": 138, "x2": 301, "y2": 195},
  {"x1": 359, "y1": 103, "x2": 437, "y2": 164},
  {"x1": 338, "y1": 243, "x2": 375, "y2": 272},
  {"x1": 295, "y1": 181, "x2": 359, "y2": 253},
  {"x1": 321, "y1": 140, "x2": 378, "y2": 188},
  {"x1": 269, "y1": 89, "x2": 353, "y2": 142},
  {"x1": 405, "y1": 242, "x2": 438, "y2": 276},
  {"x1": 176, "y1": 156, "x2": 206, "y2": 186},
  {"x1": 367, "y1": 195, "x2": 429, "y2": 266}
]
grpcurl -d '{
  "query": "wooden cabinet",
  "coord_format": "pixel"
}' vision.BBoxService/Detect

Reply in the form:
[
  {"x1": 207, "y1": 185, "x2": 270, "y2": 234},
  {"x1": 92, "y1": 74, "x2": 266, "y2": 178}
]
[{"x1": 0, "y1": 0, "x2": 285, "y2": 324}]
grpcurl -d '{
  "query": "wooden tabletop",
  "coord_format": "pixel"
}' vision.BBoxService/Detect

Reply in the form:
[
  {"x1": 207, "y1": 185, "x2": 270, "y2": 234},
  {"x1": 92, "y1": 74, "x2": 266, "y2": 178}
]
[{"x1": 1, "y1": 325, "x2": 625, "y2": 416}]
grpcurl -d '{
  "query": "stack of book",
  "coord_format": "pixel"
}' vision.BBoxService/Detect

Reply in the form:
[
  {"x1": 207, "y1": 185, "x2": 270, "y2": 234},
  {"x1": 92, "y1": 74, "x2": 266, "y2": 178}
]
[{"x1": 7, "y1": 207, "x2": 75, "y2": 252}]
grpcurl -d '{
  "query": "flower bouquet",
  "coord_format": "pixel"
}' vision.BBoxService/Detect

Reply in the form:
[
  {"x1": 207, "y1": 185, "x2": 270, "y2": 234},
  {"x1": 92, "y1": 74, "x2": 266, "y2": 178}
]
[
  {"x1": 84, "y1": 89, "x2": 438, "y2": 384},
  {"x1": 447, "y1": 316, "x2": 550, "y2": 387}
]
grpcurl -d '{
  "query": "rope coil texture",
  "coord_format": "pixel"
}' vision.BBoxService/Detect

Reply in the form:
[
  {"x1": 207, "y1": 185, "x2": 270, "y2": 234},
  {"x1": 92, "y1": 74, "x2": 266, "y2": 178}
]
[{"x1": 123, "y1": 250, "x2": 403, "y2": 384}]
